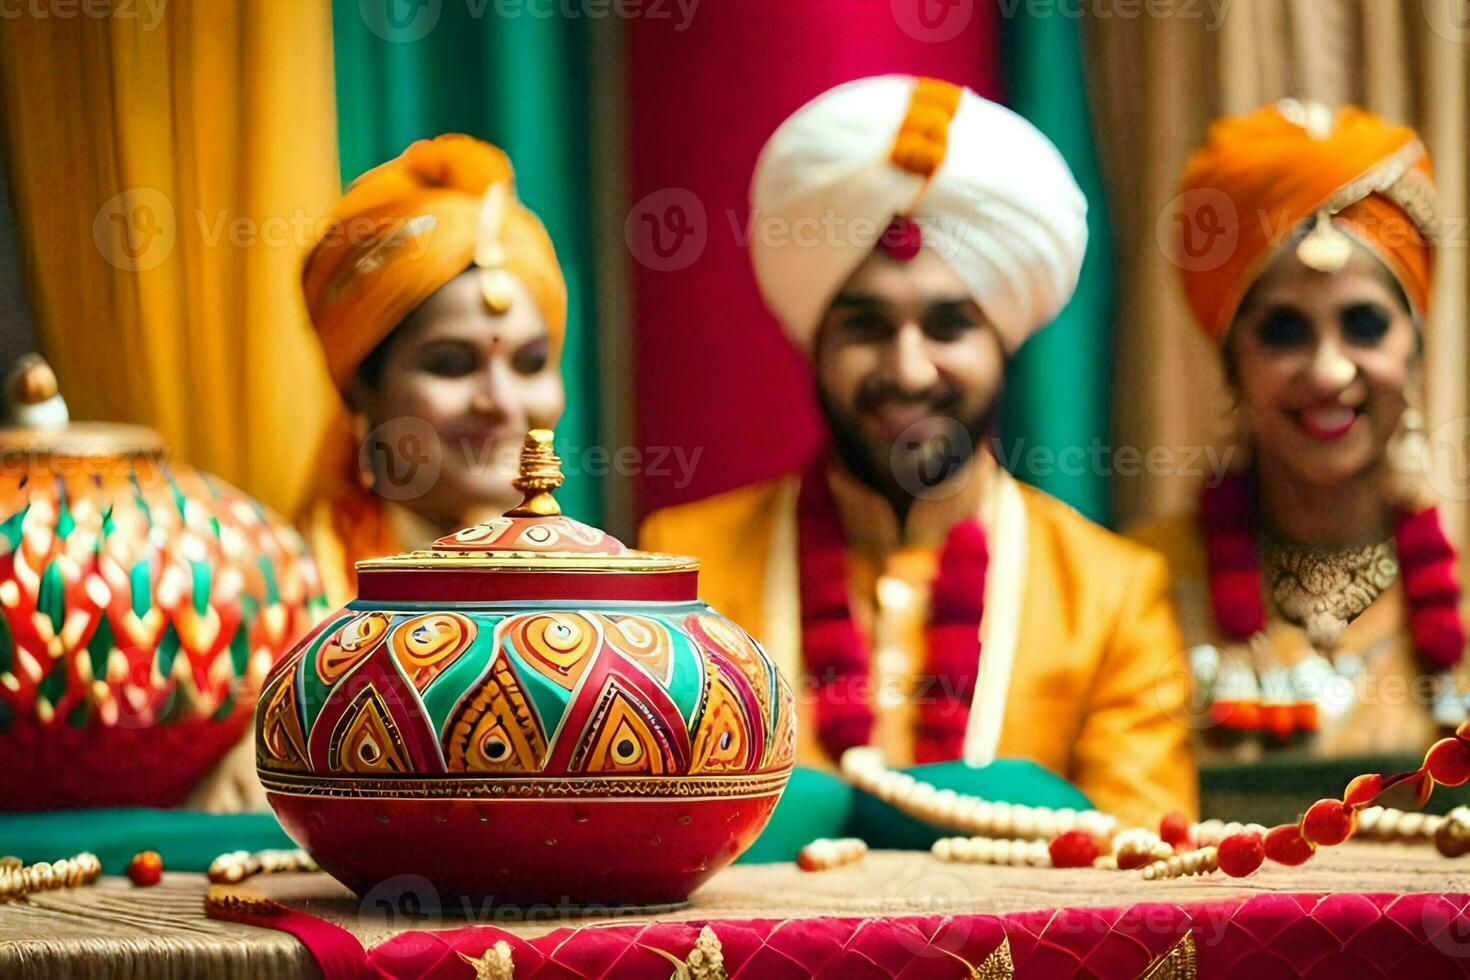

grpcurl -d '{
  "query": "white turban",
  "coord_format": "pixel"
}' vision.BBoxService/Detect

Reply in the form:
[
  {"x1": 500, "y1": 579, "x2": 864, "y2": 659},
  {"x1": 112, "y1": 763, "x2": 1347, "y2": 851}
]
[{"x1": 748, "y1": 75, "x2": 1088, "y2": 354}]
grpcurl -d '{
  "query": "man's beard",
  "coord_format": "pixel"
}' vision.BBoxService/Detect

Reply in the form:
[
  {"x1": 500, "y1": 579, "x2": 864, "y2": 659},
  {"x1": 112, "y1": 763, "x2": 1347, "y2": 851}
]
[{"x1": 817, "y1": 386, "x2": 996, "y2": 511}]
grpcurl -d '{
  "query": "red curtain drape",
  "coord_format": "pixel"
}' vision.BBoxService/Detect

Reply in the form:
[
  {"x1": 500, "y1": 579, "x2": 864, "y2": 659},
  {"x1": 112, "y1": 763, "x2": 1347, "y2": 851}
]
[{"x1": 627, "y1": 0, "x2": 1002, "y2": 518}]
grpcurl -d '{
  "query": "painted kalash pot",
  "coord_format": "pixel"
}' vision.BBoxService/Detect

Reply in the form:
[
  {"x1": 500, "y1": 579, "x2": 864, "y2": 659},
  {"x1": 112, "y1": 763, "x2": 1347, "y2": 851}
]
[
  {"x1": 0, "y1": 356, "x2": 327, "y2": 809},
  {"x1": 257, "y1": 430, "x2": 795, "y2": 907}
]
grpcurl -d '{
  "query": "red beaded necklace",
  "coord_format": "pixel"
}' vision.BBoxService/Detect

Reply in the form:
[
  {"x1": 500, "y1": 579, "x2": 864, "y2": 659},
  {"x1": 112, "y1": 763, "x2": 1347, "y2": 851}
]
[
  {"x1": 796, "y1": 455, "x2": 988, "y2": 764},
  {"x1": 1200, "y1": 468, "x2": 1464, "y2": 670}
]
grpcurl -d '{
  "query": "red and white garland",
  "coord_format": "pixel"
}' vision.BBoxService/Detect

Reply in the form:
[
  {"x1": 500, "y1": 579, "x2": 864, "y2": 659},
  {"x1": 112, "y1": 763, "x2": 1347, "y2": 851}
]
[
  {"x1": 1198, "y1": 469, "x2": 1464, "y2": 736},
  {"x1": 797, "y1": 455, "x2": 987, "y2": 763},
  {"x1": 840, "y1": 737, "x2": 1470, "y2": 879},
  {"x1": 1201, "y1": 468, "x2": 1463, "y2": 669}
]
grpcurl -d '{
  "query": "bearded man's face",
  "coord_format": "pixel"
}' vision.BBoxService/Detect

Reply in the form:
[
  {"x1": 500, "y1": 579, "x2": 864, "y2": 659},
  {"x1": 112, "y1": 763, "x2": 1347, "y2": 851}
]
[{"x1": 814, "y1": 248, "x2": 1003, "y2": 498}]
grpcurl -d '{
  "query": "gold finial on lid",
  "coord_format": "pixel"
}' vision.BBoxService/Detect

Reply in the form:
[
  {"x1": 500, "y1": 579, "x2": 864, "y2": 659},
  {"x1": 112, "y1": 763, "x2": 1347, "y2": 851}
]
[
  {"x1": 505, "y1": 429, "x2": 564, "y2": 517},
  {"x1": 9, "y1": 354, "x2": 58, "y2": 407}
]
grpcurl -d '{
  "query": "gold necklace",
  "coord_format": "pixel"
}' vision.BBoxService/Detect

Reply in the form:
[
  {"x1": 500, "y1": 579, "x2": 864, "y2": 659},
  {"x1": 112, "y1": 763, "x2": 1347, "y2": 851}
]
[{"x1": 1259, "y1": 530, "x2": 1398, "y2": 653}]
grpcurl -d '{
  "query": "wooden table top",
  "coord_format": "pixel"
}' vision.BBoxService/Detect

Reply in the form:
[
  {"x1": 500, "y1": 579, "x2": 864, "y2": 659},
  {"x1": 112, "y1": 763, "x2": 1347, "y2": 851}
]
[{"x1": 2, "y1": 843, "x2": 1468, "y2": 979}]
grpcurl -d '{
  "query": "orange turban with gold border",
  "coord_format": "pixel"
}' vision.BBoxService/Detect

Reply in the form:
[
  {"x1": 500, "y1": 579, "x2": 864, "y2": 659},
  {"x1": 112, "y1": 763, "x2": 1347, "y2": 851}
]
[
  {"x1": 303, "y1": 134, "x2": 567, "y2": 392},
  {"x1": 1175, "y1": 101, "x2": 1438, "y2": 342}
]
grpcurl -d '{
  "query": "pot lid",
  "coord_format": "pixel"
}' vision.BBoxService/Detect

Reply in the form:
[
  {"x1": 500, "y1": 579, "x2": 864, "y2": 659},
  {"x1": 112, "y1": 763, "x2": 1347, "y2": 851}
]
[
  {"x1": 0, "y1": 355, "x2": 165, "y2": 456},
  {"x1": 356, "y1": 429, "x2": 698, "y2": 575}
]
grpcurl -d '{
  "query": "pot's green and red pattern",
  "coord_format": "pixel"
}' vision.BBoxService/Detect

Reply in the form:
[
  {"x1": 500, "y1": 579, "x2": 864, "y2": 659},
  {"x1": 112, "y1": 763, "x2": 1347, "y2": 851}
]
[
  {"x1": 0, "y1": 444, "x2": 326, "y2": 809},
  {"x1": 259, "y1": 604, "x2": 793, "y2": 780}
]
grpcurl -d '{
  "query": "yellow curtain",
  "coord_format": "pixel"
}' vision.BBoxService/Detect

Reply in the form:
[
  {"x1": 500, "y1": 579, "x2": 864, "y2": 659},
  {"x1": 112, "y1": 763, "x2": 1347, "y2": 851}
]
[
  {"x1": 0, "y1": 0, "x2": 339, "y2": 516},
  {"x1": 1086, "y1": 0, "x2": 1470, "y2": 553}
]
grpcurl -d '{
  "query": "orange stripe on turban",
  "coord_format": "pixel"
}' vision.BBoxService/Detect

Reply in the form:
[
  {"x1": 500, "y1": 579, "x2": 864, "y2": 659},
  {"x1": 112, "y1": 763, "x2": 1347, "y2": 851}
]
[
  {"x1": 303, "y1": 134, "x2": 567, "y2": 392},
  {"x1": 1175, "y1": 101, "x2": 1438, "y2": 342}
]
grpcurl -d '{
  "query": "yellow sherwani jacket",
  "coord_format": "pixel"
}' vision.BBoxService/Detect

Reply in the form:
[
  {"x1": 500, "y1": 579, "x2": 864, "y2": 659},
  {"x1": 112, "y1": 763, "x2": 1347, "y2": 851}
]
[{"x1": 641, "y1": 458, "x2": 1197, "y2": 828}]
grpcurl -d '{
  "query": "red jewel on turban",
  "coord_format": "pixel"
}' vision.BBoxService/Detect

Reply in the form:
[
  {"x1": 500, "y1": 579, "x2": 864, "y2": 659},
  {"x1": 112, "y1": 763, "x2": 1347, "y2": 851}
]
[{"x1": 878, "y1": 215, "x2": 923, "y2": 261}]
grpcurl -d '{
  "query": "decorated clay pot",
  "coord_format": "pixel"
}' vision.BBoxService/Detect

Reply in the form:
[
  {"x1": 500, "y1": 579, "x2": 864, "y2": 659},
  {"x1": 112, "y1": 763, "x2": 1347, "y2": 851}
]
[
  {"x1": 258, "y1": 430, "x2": 795, "y2": 907},
  {"x1": 0, "y1": 358, "x2": 327, "y2": 809}
]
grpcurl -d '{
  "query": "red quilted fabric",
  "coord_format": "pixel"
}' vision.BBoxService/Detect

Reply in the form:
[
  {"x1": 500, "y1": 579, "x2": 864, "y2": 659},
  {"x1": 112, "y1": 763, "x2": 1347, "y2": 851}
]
[{"x1": 221, "y1": 892, "x2": 1470, "y2": 978}]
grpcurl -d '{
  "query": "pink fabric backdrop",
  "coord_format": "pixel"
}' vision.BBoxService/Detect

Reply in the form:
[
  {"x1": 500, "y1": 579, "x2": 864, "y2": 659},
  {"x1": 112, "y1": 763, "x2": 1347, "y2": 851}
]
[{"x1": 626, "y1": 0, "x2": 1003, "y2": 518}]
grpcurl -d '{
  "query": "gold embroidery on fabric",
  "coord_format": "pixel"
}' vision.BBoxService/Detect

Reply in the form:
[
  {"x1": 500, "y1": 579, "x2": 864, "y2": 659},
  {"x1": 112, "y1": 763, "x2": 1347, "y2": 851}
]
[
  {"x1": 964, "y1": 936, "x2": 1015, "y2": 978},
  {"x1": 323, "y1": 213, "x2": 439, "y2": 302},
  {"x1": 1384, "y1": 166, "x2": 1441, "y2": 245},
  {"x1": 644, "y1": 925, "x2": 726, "y2": 979},
  {"x1": 1141, "y1": 931, "x2": 1198, "y2": 979},
  {"x1": 1315, "y1": 139, "x2": 1429, "y2": 219},
  {"x1": 933, "y1": 944, "x2": 1001, "y2": 978},
  {"x1": 202, "y1": 885, "x2": 289, "y2": 919},
  {"x1": 458, "y1": 941, "x2": 515, "y2": 979}
]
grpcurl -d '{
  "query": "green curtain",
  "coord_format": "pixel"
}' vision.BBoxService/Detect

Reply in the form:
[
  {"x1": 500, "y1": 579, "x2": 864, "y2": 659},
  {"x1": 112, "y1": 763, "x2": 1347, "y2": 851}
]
[
  {"x1": 998, "y1": 15, "x2": 1115, "y2": 526},
  {"x1": 331, "y1": 1, "x2": 602, "y2": 524}
]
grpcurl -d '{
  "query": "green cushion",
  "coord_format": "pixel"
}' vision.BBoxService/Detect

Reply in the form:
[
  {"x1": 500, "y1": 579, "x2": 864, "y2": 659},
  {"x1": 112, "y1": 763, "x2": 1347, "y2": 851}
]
[
  {"x1": 0, "y1": 809, "x2": 293, "y2": 874},
  {"x1": 848, "y1": 758, "x2": 1092, "y2": 851},
  {"x1": 740, "y1": 758, "x2": 1091, "y2": 862},
  {"x1": 737, "y1": 766, "x2": 852, "y2": 863}
]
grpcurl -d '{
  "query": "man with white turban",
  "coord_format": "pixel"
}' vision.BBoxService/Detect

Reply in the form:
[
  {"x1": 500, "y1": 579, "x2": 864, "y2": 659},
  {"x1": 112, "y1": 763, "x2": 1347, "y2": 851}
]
[{"x1": 641, "y1": 76, "x2": 1194, "y2": 828}]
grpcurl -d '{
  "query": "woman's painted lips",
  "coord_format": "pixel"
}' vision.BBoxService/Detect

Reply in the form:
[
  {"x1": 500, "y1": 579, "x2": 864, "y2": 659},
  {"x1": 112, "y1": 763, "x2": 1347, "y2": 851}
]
[{"x1": 1294, "y1": 403, "x2": 1360, "y2": 442}]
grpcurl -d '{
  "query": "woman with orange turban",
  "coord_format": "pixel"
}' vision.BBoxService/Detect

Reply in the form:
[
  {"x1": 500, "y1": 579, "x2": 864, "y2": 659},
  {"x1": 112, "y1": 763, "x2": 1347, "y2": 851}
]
[
  {"x1": 298, "y1": 135, "x2": 568, "y2": 605},
  {"x1": 1131, "y1": 101, "x2": 1465, "y2": 763}
]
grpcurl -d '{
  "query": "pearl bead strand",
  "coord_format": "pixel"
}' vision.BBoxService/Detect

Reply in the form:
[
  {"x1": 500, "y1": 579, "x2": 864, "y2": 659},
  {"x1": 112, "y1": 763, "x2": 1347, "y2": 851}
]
[
  {"x1": 1353, "y1": 806, "x2": 1444, "y2": 844},
  {"x1": 208, "y1": 848, "x2": 319, "y2": 885},
  {"x1": 0, "y1": 852, "x2": 101, "y2": 901},
  {"x1": 840, "y1": 747, "x2": 1119, "y2": 843},
  {"x1": 1140, "y1": 846, "x2": 1219, "y2": 881},
  {"x1": 1190, "y1": 820, "x2": 1269, "y2": 847},
  {"x1": 931, "y1": 836, "x2": 1051, "y2": 867},
  {"x1": 796, "y1": 838, "x2": 868, "y2": 872}
]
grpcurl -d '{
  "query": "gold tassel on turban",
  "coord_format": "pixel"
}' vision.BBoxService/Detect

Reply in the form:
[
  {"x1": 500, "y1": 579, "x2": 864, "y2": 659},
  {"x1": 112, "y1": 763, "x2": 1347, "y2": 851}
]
[
  {"x1": 1175, "y1": 100, "x2": 1438, "y2": 341},
  {"x1": 297, "y1": 134, "x2": 567, "y2": 604}
]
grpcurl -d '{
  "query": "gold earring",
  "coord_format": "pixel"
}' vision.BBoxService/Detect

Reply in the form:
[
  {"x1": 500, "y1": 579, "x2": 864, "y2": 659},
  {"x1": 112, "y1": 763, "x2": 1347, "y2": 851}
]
[
  {"x1": 1224, "y1": 402, "x2": 1253, "y2": 473},
  {"x1": 353, "y1": 413, "x2": 377, "y2": 492},
  {"x1": 1383, "y1": 406, "x2": 1433, "y2": 512}
]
